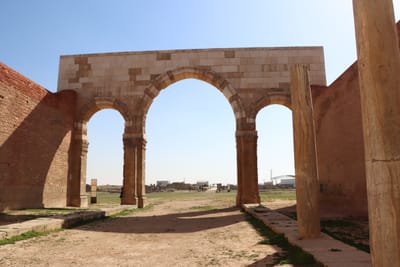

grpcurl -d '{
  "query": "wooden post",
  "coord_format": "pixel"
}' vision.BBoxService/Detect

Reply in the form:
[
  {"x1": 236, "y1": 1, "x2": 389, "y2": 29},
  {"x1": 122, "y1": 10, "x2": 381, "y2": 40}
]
[
  {"x1": 290, "y1": 64, "x2": 320, "y2": 238},
  {"x1": 353, "y1": 1, "x2": 400, "y2": 265},
  {"x1": 90, "y1": 178, "x2": 97, "y2": 204}
]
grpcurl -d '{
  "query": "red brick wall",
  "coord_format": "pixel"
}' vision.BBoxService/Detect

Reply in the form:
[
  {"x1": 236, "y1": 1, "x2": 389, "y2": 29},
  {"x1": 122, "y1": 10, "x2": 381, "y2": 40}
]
[
  {"x1": 0, "y1": 62, "x2": 76, "y2": 210},
  {"x1": 312, "y1": 63, "x2": 367, "y2": 217}
]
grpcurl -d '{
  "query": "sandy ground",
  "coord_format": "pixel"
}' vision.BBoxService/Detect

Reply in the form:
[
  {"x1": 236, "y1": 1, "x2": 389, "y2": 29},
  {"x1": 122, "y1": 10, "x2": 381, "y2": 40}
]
[{"x1": 0, "y1": 196, "x2": 290, "y2": 267}]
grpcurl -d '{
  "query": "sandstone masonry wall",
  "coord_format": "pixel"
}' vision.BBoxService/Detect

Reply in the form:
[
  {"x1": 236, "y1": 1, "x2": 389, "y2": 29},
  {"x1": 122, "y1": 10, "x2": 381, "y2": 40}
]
[
  {"x1": 311, "y1": 22, "x2": 400, "y2": 217},
  {"x1": 0, "y1": 62, "x2": 76, "y2": 210},
  {"x1": 57, "y1": 47, "x2": 326, "y2": 208},
  {"x1": 57, "y1": 47, "x2": 326, "y2": 123},
  {"x1": 312, "y1": 64, "x2": 367, "y2": 217}
]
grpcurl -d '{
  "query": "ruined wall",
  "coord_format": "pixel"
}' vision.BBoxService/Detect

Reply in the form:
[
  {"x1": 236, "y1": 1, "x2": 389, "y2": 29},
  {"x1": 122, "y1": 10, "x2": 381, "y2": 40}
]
[
  {"x1": 0, "y1": 62, "x2": 76, "y2": 210},
  {"x1": 57, "y1": 47, "x2": 326, "y2": 207},
  {"x1": 57, "y1": 47, "x2": 326, "y2": 123},
  {"x1": 312, "y1": 22, "x2": 400, "y2": 217},
  {"x1": 312, "y1": 63, "x2": 367, "y2": 217}
]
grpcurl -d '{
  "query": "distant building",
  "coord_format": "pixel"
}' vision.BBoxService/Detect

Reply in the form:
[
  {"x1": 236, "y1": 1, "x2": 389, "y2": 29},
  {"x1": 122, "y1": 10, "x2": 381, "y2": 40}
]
[
  {"x1": 262, "y1": 181, "x2": 274, "y2": 189},
  {"x1": 156, "y1": 180, "x2": 169, "y2": 188},
  {"x1": 168, "y1": 182, "x2": 192, "y2": 190},
  {"x1": 196, "y1": 181, "x2": 209, "y2": 191},
  {"x1": 271, "y1": 175, "x2": 295, "y2": 188}
]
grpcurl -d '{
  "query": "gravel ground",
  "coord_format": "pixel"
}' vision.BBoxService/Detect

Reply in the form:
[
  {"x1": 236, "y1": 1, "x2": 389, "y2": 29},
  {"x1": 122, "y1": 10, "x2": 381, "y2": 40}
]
[{"x1": 0, "y1": 195, "x2": 284, "y2": 267}]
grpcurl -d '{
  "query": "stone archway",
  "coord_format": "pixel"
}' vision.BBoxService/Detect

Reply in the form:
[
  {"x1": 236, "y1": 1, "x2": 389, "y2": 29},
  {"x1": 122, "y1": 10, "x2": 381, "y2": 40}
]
[
  {"x1": 57, "y1": 47, "x2": 326, "y2": 209},
  {"x1": 255, "y1": 103, "x2": 294, "y2": 180},
  {"x1": 142, "y1": 67, "x2": 246, "y2": 119},
  {"x1": 252, "y1": 69, "x2": 321, "y2": 239},
  {"x1": 67, "y1": 97, "x2": 136, "y2": 207},
  {"x1": 142, "y1": 67, "x2": 249, "y2": 206}
]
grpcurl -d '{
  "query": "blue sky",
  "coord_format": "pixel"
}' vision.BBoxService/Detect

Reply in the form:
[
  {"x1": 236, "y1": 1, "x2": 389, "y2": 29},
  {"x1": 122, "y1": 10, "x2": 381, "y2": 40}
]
[{"x1": 1, "y1": 1, "x2": 399, "y2": 185}]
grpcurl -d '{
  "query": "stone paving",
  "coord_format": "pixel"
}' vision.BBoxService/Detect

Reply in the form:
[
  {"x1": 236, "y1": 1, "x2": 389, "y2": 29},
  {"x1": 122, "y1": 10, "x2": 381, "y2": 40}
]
[
  {"x1": 244, "y1": 204, "x2": 372, "y2": 267},
  {"x1": 0, "y1": 205, "x2": 134, "y2": 240}
]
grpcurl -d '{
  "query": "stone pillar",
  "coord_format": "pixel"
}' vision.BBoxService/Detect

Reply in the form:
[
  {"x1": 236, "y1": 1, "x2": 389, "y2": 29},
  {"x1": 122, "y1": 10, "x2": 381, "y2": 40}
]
[
  {"x1": 67, "y1": 137, "x2": 81, "y2": 207},
  {"x1": 121, "y1": 133, "x2": 137, "y2": 205},
  {"x1": 90, "y1": 178, "x2": 97, "y2": 204},
  {"x1": 236, "y1": 130, "x2": 260, "y2": 205},
  {"x1": 353, "y1": 1, "x2": 400, "y2": 265},
  {"x1": 290, "y1": 64, "x2": 320, "y2": 238},
  {"x1": 136, "y1": 137, "x2": 147, "y2": 208},
  {"x1": 79, "y1": 139, "x2": 89, "y2": 208},
  {"x1": 67, "y1": 122, "x2": 88, "y2": 208},
  {"x1": 236, "y1": 135, "x2": 243, "y2": 206}
]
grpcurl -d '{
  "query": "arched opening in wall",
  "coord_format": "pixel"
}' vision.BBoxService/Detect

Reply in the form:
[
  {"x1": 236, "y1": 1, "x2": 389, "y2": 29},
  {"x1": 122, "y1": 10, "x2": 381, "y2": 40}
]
[
  {"x1": 146, "y1": 78, "x2": 236, "y2": 206},
  {"x1": 86, "y1": 109, "x2": 124, "y2": 205},
  {"x1": 256, "y1": 104, "x2": 296, "y2": 211}
]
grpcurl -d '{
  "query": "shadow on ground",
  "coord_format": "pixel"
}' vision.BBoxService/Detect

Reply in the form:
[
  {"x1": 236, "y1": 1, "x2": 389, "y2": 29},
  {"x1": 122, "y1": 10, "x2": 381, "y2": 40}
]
[
  {"x1": 0, "y1": 213, "x2": 39, "y2": 226},
  {"x1": 76, "y1": 207, "x2": 245, "y2": 234}
]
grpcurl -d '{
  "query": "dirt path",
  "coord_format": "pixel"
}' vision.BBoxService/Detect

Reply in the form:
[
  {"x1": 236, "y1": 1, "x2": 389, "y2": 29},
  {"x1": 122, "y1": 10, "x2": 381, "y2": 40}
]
[{"x1": 0, "y1": 196, "x2": 284, "y2": 266}]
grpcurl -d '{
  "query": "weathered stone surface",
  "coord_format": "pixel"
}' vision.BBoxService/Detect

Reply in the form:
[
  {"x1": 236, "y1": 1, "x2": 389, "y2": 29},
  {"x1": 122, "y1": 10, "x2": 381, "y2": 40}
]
[
  {"x1": 244, "y1": 204, "x2": 371, "y2": 267},
  {"x1": 353, "y1": 0, "x2": 400, "y2": 266},
  {"x1": 57, "y1": 47, "x2": 325, "y2": 208},
  {"x1": 311, "y1": 63, "x2": 367, "y2": 217},
  {"x1": 290, "y1": 64, "x2": 320, "y2": 238},
  {"x1": 90, "y1": 179, "x2": 97, "y2": 204}
]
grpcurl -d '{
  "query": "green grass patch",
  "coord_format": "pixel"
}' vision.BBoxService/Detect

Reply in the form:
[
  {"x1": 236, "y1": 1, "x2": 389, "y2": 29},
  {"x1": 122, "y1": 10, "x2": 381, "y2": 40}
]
[
  {"x1": 147, "y1": 191, "x2": 213, "y2": 200},
  {"x1": 89, "y1": 192, "x2": 122, "y2": 207},
  {"x1": 91, "y1": 189, "x2": 296, "y2": 207},
  {"x1": 247, "y1": 214, "x2": 323, "y2": 266},
  {"x1": 4, "y1": 208, "x2": 78, "y2": 217},
  {"x1": 259, "y1": 190, "x2": 296, "y2": 202},
  {"x1": 0, "y1": 230, "x2": 56, "y2": 246},
  {"x1": 109, "y1": 203, "x2": 155, "y2": 218}
]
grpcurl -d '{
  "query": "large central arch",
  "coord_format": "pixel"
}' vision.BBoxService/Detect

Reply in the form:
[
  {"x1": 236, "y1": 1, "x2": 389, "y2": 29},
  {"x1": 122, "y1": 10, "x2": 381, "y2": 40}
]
[
  {"x1": 142, "y1": 67, "x2": 245, "y2": 118},
  {"x1": 57, "y1": 47, "x2": 326, "y2": 208},
  {"x1": 143, "y1": 67, "x2": 246, "y2": 205}
]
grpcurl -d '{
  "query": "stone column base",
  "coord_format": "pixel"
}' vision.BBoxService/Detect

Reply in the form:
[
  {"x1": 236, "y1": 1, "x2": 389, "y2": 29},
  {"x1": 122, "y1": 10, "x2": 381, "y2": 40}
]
[
  {"x1": 241, "y1": 194, "x2": 260, "y2": 205},
  {"x1": 121, "y1": 196, "x2": 137, "y2": 205},
  {"x1": 138, "y1": 196, "x2": 146, "y2": 208},
  {"x1": 80, "y1": 194, "x2": 88, "y2": 208}
]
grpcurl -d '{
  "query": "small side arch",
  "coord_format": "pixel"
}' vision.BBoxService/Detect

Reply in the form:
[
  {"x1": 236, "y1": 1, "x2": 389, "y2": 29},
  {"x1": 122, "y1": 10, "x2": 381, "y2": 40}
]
[
  {"x1": 68, "y1": 96, "x2": 133, "y2": 207},
  {"x1": 251, "y1": 93, "x2": 292, "y2": 119},
  {"x1": 78, "y1": 96, "x2": 133, "y2": 124}
]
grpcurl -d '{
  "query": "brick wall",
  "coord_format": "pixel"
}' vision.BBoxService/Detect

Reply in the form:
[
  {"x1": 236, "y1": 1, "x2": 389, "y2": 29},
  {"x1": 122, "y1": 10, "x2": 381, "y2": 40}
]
[{"x1": 0, "y1": 62, "x2": 76, "y2": 210}]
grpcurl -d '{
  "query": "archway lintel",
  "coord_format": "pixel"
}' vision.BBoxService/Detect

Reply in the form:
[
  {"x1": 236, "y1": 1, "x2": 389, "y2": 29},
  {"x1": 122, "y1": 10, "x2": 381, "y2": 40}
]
[
  {"x1": 79, "y1": 96, "x2": 132, "y2": 125},
  {"x1": 150, "y1": 67, "x2": 228, "y2": 92},
  {"x1": 252, "y1": 94, "x2": 292, "y2": 119},
  {"x1": 143, "y1": 66, "x2": 246, "y2": 120}
]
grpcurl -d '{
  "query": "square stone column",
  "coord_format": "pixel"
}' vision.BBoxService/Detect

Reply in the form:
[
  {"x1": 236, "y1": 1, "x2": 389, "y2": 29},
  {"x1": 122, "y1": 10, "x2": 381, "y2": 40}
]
[
  {"x1": 122, "y1": 133, "x2": 138, "y2": 205},
  {"x1": 236, "y1": 130, "x2": 260, "y2": 205},
  {"x1": 136, "y1": 137, "x2": 146, "y2": 208},
  {"x1": 353, "y1": 0, "x2": 400, "y2": 265},
  {"x1": 122, "y1": 133, "x2": 146, "y2": 208},
  {"x1": 68, "y1": 122, "x2": 88, "y2": 208},
  {"x1": 90, "y1": 178, "x2": 97, "y2": 204}
]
